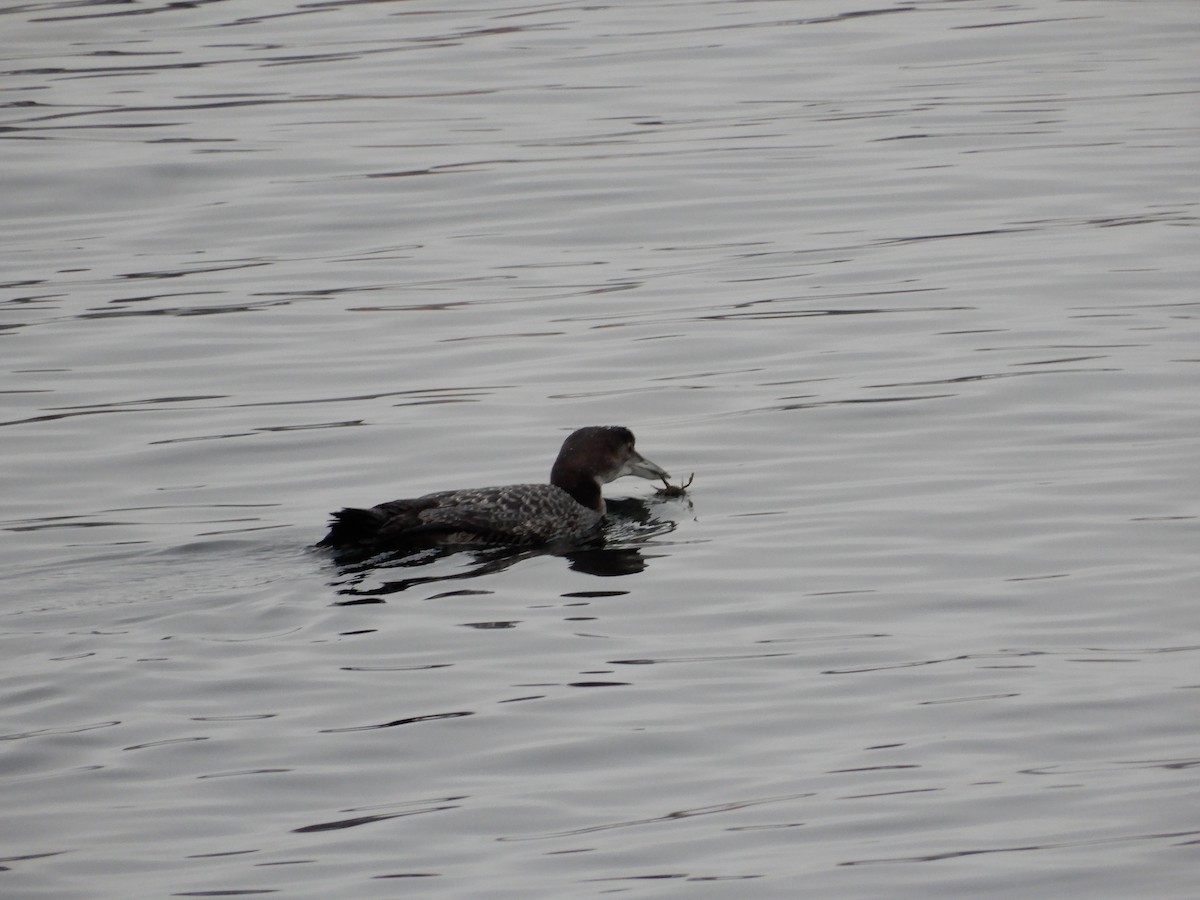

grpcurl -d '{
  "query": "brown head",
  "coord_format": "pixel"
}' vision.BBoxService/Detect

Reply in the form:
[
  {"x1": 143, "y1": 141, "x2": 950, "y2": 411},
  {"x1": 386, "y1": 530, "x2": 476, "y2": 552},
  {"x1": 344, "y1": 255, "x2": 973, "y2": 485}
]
[{"x1": 550, "y1": 426, "x2": 670, "y2": 512}]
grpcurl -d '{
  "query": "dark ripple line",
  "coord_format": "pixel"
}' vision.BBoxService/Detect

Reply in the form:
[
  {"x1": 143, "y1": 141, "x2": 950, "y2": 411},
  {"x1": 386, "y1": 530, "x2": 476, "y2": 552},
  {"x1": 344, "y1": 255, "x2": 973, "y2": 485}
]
[
  {"x1": 573, "y1": 3, "x2": 914, "y2": 45},
  {"x1": 568, "y1": 681, "x2": 630, "y2": 688},
  {"x1": 954, "y1": 15, "x2": 1102, "y2": 31},
  {"x1": 77, "y1": 300, "x2": 284, "y2": 319},
  {"x1": 1, "y1": 720, "x2": 120, "y2": 741},
  {"x1": 609, "y1": 652, "x2": 793, "y2": 665},
  {"x1": 150, "y1": 420, "x2": 364, "y2": 445},
  {"x1": 750, "y1": 393, "x2": 958, "y2": 415},
  {"x1": 319, "y1": 711, "x2": 473, "y2": 733},
  {"x1": 123, "y1": 736, "x2": 210, "y2": 752},
  {"x1": 877, "y1": 226, "x2": 1037, "y2": 244},
  {"x1": 293, "y1": 804, "x2": 459, "y2": 834},
  {"x1": 0, "y1": 851, "x2": 68, "y2": 865},
  {"x1": 840, "y1": 827, "x2": 1200, "y2": 867},
  {"x1": 0, "y1": 387, "x2": 503, "y2": 433},
  {"x1": 2, "y1": 89, "x2": 494, "y2": 132},
  {"x1": 499, "y1": 792, "x2": 814, "y2": 842},
  {"x1": 1022, "y1": 757, "x2": 1200, "y2": 776},
  {"x1": 867, "y1": 365, "x2": 1119, "y2": 389},
  {"x1": 51, "y1": 394, "x2": 227, "y2": 410}
]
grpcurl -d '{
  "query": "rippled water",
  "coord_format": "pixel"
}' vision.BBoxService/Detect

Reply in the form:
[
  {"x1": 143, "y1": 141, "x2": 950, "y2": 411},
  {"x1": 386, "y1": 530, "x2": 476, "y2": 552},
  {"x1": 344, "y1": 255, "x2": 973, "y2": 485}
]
[{"x1": 3, "y1": 1, "x2": 1198, "y2": 897}]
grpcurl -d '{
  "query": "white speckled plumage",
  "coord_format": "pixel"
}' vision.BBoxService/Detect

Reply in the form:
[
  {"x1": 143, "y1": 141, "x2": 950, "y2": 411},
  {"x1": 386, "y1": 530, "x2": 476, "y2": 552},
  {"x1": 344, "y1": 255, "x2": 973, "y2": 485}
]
[{"x1": 318, "y1": 426, "x2": 668, "y2": 556}]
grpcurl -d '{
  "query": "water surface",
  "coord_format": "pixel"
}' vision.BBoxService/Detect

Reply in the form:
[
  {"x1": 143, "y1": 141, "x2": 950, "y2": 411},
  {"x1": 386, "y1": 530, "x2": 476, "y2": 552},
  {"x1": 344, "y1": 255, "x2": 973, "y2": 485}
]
[{"x1": 2, "y1": 1, "x2": 1198, "y2": 897}]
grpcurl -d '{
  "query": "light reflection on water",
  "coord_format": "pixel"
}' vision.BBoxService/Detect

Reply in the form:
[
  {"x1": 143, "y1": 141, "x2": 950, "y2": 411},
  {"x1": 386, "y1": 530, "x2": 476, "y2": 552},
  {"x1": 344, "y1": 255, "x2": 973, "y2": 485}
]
[{"x1": 2, "y1": 1, "x2": 1198, "y2": 897}]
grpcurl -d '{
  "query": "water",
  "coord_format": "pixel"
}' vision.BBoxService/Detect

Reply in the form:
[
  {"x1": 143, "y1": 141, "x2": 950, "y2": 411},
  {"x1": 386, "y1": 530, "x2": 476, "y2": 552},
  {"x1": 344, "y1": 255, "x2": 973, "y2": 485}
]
[{"x1": 2, "y1": 1, "x2": 1198, "y2": 897}]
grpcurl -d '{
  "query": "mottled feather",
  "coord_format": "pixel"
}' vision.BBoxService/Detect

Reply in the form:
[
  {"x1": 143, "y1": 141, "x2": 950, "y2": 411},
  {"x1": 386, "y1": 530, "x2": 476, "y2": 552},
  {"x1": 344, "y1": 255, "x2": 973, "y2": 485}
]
[{"x1": 317, "y1": 426, "x2": 669, "y2": 557}]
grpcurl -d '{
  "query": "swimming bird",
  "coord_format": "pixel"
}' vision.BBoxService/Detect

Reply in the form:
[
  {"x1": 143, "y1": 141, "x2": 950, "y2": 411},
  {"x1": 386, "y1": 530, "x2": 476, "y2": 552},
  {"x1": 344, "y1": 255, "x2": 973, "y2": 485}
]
[{"x1": 317, "y1": 426, "x2": 669, "y2": 556}]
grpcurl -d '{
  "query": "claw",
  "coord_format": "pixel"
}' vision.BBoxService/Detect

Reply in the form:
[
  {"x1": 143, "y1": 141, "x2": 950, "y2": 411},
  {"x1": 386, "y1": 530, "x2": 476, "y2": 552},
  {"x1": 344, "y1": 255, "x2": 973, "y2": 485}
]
[{"x1": 656, "y1": 472, "x2": 695, "y2": 496}]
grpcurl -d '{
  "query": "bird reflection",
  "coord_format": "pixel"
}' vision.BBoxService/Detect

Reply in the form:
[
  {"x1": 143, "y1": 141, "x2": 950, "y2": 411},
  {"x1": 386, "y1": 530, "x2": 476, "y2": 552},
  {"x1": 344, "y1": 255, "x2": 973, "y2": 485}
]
[{"x1": 325, "y1": 495, "x2": 685, "y2": 599}]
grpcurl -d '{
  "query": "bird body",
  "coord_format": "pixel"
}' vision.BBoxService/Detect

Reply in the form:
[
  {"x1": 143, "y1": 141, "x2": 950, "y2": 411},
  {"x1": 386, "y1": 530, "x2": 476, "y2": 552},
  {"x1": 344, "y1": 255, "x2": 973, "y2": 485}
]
[{"x1": 318, "y1": 426, "x2": 669, "y2": 557}]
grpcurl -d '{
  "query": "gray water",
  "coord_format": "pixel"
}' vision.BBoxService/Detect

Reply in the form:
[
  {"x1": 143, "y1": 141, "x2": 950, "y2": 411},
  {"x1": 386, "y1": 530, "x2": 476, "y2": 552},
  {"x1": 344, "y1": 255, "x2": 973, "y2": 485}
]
[{"x1": 2, "y1": 1, "x2": 1198, "y2": 897}]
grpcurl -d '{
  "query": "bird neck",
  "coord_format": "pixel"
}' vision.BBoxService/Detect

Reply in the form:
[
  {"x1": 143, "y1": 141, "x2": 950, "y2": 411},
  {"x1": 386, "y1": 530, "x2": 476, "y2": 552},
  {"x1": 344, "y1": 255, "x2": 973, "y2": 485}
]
[{"x1": 552, "y1": 468, "x2": 604, "y2": 512}]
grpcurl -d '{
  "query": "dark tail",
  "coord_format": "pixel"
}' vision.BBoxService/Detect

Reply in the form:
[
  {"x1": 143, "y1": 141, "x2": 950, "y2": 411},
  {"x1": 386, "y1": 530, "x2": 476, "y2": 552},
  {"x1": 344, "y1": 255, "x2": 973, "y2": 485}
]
[{"x1": 316, "y1": 507, "x2": 386, "y2": 549}]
